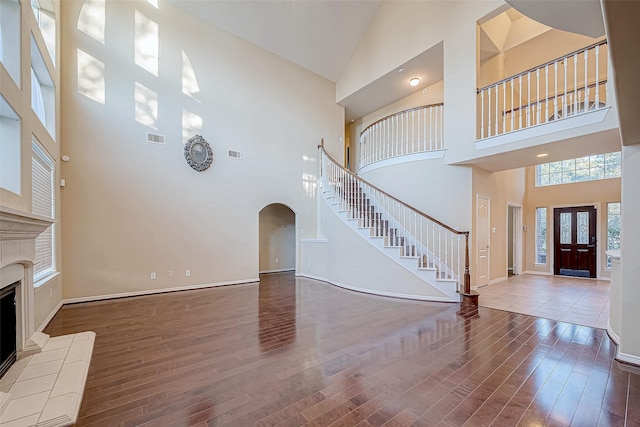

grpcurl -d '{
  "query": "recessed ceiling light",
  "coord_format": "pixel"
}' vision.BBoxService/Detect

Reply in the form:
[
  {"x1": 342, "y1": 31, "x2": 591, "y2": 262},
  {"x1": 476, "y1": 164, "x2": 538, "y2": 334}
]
[
  {"x1": 536, "y1": 153, "x2": 548, "y2": 158},
  {"x1": 398, "y1": 68, "x2": 405, "y2": 73},
  {"x1": 410, "y1": 77, "x2": 420, "y2": 87}
]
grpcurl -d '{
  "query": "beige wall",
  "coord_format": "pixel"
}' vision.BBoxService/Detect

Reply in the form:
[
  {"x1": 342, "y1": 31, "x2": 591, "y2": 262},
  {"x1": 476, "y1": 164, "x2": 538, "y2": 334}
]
[
  {"x1": 472, "y1": 167, "x2": 526, "y2": 285},
  {"x1": 59, "y1": 0, "x2": 343, "y2": 299},
  {"x1": 0, "y1": 0, "x2": 63, "y2": 328},
  {"x1": 524, "y1": 166, "x2": 620, "y2": 278},
  {"x1": 259, "y1": 203, "x2": 295, "y2": 273}
]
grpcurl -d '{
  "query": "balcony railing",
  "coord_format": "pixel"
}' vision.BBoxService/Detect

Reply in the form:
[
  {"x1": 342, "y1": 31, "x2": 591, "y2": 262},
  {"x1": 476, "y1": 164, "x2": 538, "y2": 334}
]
[
  {"x1": 477, "y1": 40, "x2": 608, "y2": 140},
  {"x1": 359, "y1": 103, "x2": 444, "y2": 171}
]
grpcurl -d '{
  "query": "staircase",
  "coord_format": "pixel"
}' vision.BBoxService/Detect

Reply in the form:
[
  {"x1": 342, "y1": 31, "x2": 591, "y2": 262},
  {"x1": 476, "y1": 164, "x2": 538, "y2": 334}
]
[{"x1": 318, "y1": 141, "x2": 477, "y2": 304}]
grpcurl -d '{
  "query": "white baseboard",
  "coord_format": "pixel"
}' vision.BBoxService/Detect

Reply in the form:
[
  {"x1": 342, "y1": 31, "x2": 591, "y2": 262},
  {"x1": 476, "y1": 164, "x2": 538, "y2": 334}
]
[
  {"x1": 607, "y1": 321, "x2": 620, "y2": 345},
  {"x1": 296, "y1": 273, "x2": 457, "y2": 303},
  {"x1": 259, "y1": 268, "x2": 295, "y2": 274},
  {"x1": 617, "y1": 351, "x2": 640, "y2": 367},
  {"x1": 62, "y1": 278, "x2": 260, "y2": 305},
  {"x1": 524, "y1": 270, "x2": 552, "y2": 276},
  {"x1": 489, "y1": 276, "x2": 508, "y2": 285},
  {"x1": 37, "y1": 300, "x2": 63, "y2": 332}
]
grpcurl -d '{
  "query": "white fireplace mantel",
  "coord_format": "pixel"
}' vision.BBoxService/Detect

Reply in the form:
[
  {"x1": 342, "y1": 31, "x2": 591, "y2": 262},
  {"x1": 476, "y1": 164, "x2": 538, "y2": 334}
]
[
  {"x1": 0, "y1": 205, "x2": 54, "y2": 244},
  {"x1": 1, "y1": 205, "x2": 54, "y2": 421}
]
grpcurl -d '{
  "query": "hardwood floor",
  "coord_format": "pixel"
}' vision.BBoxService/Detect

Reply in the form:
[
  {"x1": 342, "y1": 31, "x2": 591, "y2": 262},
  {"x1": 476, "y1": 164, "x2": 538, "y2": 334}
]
[{"x1": 44, "y1": 273, "x2": 639, "y2": 426}]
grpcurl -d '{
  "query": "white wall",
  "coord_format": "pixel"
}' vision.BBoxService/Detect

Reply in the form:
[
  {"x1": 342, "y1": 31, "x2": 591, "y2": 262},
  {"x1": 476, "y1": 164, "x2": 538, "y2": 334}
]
[
  {"x1": 60, "y1": 0, "x2": 343, "y2": 299},
  {"x1": 299, "y1": 197, "x2": 448, "y2": 300},
  {"x1": 338, "y1": 1, "x2": 502, "y2": 163},
  {"x1": 361, "y1": 160, "x2": 472, "y2": 233},
  {"x1": 339, "y1": 1, "x2": 619, "y2": 167},
  {"x1": 619, "y1": 144, "x2": 640, "y2": 361}
]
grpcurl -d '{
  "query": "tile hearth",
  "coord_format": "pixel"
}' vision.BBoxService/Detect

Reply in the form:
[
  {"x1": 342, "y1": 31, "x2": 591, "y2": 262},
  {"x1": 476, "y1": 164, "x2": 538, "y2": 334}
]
[{"x1": 0, "y1": 332, "x2": 95, "y2": 427}]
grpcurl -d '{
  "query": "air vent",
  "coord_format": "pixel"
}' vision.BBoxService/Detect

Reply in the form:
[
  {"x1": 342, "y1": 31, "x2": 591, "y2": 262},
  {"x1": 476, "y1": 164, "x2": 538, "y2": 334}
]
[
  {"x1": 146, "y1": 132, "x2": 166, "y2": 145},
  {"x1": 228, "y1": 150, "x2": 242, "y2": 159}
]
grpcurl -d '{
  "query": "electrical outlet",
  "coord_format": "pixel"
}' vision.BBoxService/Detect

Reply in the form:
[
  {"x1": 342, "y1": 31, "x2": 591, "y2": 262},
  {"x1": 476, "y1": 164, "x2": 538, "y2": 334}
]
[
  {"x1": 49, "y1": 288, "x2": 53, "y2": 298},
  {"x1": 307, "y1": 261, "x2": 311, "y2": 267},
  {"x1": 168, "y1": 270, "x2": 173, "y2": 278},
  {"x1": 185, "y1": 270, "x2": 191, "y2": 277},
  {"x1": 275, "y1": 258, "x2": 279, "y2": 264},
  {"x1": 150, "y1": 272, "x2": 156, "y2": 280}
]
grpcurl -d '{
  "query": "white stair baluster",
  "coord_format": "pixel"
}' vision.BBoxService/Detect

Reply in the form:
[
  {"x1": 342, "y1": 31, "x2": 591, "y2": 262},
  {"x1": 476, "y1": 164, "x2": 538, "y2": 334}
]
[
  {"x1": 584, "y1": 48, "x2": 589, "y2": 112},
  {"x1": 480, "y1": 91, "x2": 485, "y2": 139},
  {"x1": 595, "y1": 45, "x2": 600, "y2": 107}
]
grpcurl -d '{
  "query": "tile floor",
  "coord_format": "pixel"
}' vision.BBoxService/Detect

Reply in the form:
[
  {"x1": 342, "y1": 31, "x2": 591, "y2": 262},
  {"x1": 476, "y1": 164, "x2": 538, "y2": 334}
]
[
  {"x1": 478, "y1": 273, "x2": 610, "y2": 329},
  {"x1": 0, "y1": 332, "x2": 95, "y2": 427}
]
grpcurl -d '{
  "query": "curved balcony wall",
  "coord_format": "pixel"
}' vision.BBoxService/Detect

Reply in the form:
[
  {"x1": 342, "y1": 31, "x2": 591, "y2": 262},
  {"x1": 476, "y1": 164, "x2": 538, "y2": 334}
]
[{"x1": 358, "y1": 104, "x2": 444, "y2": 173}]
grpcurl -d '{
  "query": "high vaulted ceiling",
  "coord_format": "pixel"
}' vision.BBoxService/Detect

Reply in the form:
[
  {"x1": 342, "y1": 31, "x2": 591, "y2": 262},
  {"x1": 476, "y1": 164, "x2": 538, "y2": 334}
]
[
  {"x1": 168, "y1": 0, "x2": 382, "y2": 83},
  {"x1": 168, "y1": 0, "x2": 445, "y2": 122}
]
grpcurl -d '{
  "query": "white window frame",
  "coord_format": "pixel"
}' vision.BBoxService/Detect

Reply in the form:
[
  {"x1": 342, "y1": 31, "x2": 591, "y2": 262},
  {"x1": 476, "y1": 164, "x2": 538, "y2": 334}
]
[
  {"x1": 606, "y1": 202, "x2": 621, "y2": 270},
  {"x1": 32, "y1": 140, "x2": 56, "y2": 283},
  {"x1": 535, "y1": 207, "x2": 547, "y2": 265},
  {"x1": 535, "y1": 151, "x2": 621, "y2": 187}
]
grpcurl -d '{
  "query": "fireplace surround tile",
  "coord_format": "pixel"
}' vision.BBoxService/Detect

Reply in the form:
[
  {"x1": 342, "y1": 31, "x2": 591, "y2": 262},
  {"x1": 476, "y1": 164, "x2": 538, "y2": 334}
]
[{"x1": 0, "y1": 332, "x2": 95, "y2": 426}]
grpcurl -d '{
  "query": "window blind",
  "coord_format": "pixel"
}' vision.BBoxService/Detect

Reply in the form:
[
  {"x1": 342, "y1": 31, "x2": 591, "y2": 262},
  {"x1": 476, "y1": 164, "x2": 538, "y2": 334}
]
[{"x1": 32, "y1": 141, "x2": 55, "y2": 281}]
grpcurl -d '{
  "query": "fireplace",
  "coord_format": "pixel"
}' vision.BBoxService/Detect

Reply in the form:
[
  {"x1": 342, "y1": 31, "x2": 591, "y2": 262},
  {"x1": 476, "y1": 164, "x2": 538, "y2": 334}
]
[
  {"x1": 0, "y1": 206, "x2": 53, "y2": 380},
  {"x1": 0, "y1": 281, "x2": 17, "y2": 379}
]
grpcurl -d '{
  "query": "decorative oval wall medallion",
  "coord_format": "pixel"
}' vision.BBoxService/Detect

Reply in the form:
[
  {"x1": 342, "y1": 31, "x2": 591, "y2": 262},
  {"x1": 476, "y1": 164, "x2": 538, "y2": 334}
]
[{"x1": 184, "y1": 134, "x2": 213, "y2": 172}]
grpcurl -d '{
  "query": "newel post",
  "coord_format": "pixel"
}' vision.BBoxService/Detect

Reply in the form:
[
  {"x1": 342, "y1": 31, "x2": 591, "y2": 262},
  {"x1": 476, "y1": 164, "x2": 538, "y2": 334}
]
[
  {"x1": 461, "y1": 232, "x2": 478, "y2": 306},
  {"x1": 464, "y1": 232, "x2": 471, "y2": 294}
]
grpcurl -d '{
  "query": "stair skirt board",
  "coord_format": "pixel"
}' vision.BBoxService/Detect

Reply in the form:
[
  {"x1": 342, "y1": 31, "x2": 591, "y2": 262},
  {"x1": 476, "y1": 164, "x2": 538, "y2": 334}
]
[
  {"x1": 297, "y1": 273, "x2": 457, "y2": 303},
  {"x1": 320, "y1": 190, "x2": 460, "y2": 302}
]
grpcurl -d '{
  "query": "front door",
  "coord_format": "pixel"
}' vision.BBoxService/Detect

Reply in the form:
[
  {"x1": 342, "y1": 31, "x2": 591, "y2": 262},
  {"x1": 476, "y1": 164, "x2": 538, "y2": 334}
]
[{"x1": 553, "y1": 206, "x2": 597, "y2": 278}]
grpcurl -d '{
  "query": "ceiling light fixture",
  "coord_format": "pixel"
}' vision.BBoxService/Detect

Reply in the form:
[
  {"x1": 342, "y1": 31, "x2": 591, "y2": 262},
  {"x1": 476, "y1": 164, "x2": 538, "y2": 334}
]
[
  {"x1": 410, "y1": 77, "x2": 420, "y2": 87},
  {"x1": 536, "y1": 153, "x2": 548, "y2": 158}
]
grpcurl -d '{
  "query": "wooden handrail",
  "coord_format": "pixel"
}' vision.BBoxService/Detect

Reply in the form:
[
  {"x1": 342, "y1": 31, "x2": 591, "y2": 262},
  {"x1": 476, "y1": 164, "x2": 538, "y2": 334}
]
[
  {"x1": 360, "y1": 103, "x2": 444, "y2": 138},
  {"x1": 319, "y1": 140, "x2": 466, "y2": 236},
  {"x1": 477, "y1": 39, "x2": 608, "y2": 93},
  {"x1": 319, "y1": 139, "x2": 471, "y2": 295},
  {"x1": 501, "y1": 79, "x2": 607, "y2": 116}
]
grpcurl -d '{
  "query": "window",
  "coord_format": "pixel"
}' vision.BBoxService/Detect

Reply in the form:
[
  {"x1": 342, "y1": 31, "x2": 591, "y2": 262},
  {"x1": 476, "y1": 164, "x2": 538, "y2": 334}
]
[
  {"x1": 536, "y1": 152, "x2": 621, "y2": 186},
  {"x1": 31, "y1": 68, "x2": 46, "y2": 122},
  {"x1": 535, "y1": 207, "x2": 547, "y2": 264},
  {"x1": 31, "y1": 0, "x2": 56, "y2": 63},
  {"x1": 0, "y1": 0, "x2": 21, "y2": 86},
  {"x1": 607, "y1": 202, "x2": 621, "y2": 269},
  {"x1": 0, "y1": 95, "x2": 21, "y2": 194},
  {"x1": 30, "y1": 36, "x2": 55, "y2": 138},
  {"x1": 32, "y1": 141, "x2": 55, "y2": 282}
]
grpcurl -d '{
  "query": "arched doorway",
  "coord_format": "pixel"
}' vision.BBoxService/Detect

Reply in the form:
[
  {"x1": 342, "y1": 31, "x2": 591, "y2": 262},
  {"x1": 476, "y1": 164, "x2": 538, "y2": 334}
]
[{"x1": 259, "y1": 203, "x2": 296, "y2": 274}]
